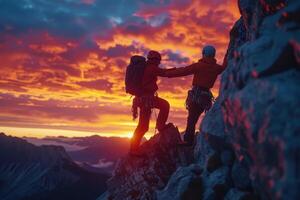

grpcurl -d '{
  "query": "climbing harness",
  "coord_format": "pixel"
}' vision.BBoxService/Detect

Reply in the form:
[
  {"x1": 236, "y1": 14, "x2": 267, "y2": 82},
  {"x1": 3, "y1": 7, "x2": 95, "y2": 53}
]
[
  {"x1": 185, "y1": 86, "x2": 214, "y2": 112},
  {"x1": 131, "y1": 93, "x2": 158, "y2": 120}
]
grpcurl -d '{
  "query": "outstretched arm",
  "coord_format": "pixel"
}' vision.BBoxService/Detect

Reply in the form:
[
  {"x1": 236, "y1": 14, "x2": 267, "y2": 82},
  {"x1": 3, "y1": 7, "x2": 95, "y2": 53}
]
[
  {"x1": 155, "y1": 67, "x2": 177, "y2": 77},
  {"x1": 165, "y1": 63, "x2": 197, "y2": 78}
]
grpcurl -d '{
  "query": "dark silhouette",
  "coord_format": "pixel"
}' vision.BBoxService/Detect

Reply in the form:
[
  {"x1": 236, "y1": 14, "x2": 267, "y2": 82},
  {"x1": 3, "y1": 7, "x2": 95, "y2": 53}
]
[
  {"x1": 126, "y1": 50, "x2": 171, "y2": 156},
  {"x1": 166, "y1": 45, "x2": 226, "y2": 146}
]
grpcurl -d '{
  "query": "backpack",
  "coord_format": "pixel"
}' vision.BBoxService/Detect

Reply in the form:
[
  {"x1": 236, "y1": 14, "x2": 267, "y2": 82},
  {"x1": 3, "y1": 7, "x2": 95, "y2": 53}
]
[{"x1": 125, "y1": 55, "x2": 147, "y2": 96}]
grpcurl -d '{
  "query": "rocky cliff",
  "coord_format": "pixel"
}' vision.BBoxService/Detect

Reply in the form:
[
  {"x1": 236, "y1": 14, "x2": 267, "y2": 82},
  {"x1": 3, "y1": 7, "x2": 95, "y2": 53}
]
[
  {"x1": 101, "y1": 0, "x2": 300, "y2": 199},
  {"x1": 99, "y1": 125, "x2": 194, "y2": 199}
]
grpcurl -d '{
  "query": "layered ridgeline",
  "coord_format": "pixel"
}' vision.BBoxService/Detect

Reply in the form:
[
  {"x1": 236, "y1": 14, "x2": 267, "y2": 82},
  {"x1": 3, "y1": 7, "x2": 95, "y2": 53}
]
[
  {"x1": 25, "y1": 135, "x2": 131, "y2": 173},
  {"x1": 0, "y1": 133, "x2": 109, "y2": 200},
  {"x1": 100, "y1": 0, "x2": 300, "y2": 199}
]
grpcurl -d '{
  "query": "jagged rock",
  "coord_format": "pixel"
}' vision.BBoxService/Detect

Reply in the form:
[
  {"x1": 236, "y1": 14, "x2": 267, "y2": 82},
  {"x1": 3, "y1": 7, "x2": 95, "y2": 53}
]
[
  {"x1": 278, "y1": 0, "x2": 300, "y2": 26},
  {"x1": 195, "y1": 130, "x2": 230, "y2": 173},
  {"x1": 231, "y1": 161, "x2": 251, "y2": 190},
  {"x1": 260, "y1": 0, "x2": 287, "y2": 14},
  {"x1": 156, "y1": 164, "x2": 203, "y2": 200},
  {"x1": 194, "y1": 133, "x2": 216, "y2": 169},
  {"x1": 206, "y1": 152, "x2": 222, "y2": 173},
  {"x1": 221, "y1": 149, "x2": 235, "y2": 166},
  {"x1": 225, "y1": 188, "x2": 259, "y2": 200},
  {"x1": 195, "y1": 102, "x2": 232, "y2": 172},
  {"x1": 102, "y1": 124, "x2": 192, "y2": 200},
  {"x1": 225, "y1": 188, "x2": 246, "y2": 200},
  {"x1": 200, "y1": 101, "x2": 226, "y2": 139},
  {"x1": 203, "y1": 166, "x2": 232, "y2": 199},
  {"x1": 214, "y1": 0, "x2": 299, "y2": 199}
]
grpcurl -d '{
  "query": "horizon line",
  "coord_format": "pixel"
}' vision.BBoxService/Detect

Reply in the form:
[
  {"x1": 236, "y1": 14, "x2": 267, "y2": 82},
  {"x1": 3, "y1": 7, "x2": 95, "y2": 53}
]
[{"x1": 0, "y1": 126, "x2": 135, "y2": 139}]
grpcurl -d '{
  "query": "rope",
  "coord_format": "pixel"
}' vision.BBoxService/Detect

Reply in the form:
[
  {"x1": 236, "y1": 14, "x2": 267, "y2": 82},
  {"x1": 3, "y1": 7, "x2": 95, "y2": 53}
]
[
  {"x1": 153, "y1": 92, "x2": 159, "y2": 135},
  {"x1": 153, "y1": 108, "x2": 158, "y2": 135}
]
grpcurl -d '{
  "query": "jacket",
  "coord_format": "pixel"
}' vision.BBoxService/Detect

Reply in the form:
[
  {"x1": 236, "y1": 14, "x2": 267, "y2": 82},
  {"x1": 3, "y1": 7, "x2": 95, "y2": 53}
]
[
  {"x1": 166, "y1": 57, "x2": 225, "y2": 89},
  {"x1": 141, "y1": 62, "x2": 169, "y2": 96}
]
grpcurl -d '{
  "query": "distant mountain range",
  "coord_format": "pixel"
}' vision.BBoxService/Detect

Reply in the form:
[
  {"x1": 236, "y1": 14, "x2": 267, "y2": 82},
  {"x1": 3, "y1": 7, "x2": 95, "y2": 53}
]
[
  {"x1": 24, "y1": 134, "x2": 133, "y2": 173},
  {"x1": 0, "y1": 133, "x2": 109, "y2": 200}
]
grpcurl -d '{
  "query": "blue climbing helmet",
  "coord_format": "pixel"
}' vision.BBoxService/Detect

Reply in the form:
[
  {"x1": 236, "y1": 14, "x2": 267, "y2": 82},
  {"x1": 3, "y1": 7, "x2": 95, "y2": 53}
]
[{"x1": 202, "y1": 45, "x2": 216, "y2": 58}]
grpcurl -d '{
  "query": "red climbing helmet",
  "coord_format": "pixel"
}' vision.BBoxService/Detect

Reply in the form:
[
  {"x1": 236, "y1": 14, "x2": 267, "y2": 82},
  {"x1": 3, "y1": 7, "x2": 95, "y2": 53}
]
[{"x1": 147, "y1": 50, "x2": 161, "y2": 61}]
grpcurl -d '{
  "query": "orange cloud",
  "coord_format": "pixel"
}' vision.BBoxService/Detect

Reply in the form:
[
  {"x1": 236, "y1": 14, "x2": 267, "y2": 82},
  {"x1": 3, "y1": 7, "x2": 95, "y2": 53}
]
[{"x1": 0, "y1": 0, "x2": 239, "y2": 138}]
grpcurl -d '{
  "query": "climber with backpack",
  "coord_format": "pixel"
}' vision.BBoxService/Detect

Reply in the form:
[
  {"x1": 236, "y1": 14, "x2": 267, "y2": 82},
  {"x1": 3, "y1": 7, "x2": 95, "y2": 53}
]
[
  {"x1": 125, "y1": 50, "x2": 172, "y2": 156},
  {"x1": 165, "y1": 45, "x2": 226, "y2": 146}
]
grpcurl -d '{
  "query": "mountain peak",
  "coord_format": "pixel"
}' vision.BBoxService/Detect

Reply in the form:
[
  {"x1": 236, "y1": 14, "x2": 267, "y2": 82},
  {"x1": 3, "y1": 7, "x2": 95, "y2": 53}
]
[
  {"x1": 0, "y1": 133, "x2": 109, "y2": 200},
  {"x1": 0, "y1": 133, "x2": 72, "y2": 165},
  {"x1": 102, "y1": 124, "x2": 193, "y2": 199}
]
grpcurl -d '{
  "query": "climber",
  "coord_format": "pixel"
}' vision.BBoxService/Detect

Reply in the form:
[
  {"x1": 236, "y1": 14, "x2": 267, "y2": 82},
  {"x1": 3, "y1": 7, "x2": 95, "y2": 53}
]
[
  {"x1": 166, "y1": 45, "x2": 226, "y2": 146},
  {"x1": 128, "y1": 50, "x2": 172, "y2": 156}
]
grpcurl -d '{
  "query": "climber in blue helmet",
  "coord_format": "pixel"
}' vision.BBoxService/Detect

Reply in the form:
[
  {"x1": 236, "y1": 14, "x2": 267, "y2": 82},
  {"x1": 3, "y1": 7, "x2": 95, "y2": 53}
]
[{"x1": 165, "y1": 45, "x2": 226, "y2": 146}]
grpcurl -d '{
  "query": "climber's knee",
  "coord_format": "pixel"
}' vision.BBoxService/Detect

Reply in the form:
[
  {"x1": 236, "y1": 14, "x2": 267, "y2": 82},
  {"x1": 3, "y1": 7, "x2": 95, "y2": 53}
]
[{"x1": 156, "y1": 97, "x2": 170, "y2": 113}]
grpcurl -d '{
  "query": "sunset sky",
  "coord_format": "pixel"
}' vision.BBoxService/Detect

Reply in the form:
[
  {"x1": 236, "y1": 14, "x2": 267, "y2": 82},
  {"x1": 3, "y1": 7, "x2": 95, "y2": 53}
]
[{"x1": 0, "y1": 0, "x2": 239, "y2": 138}]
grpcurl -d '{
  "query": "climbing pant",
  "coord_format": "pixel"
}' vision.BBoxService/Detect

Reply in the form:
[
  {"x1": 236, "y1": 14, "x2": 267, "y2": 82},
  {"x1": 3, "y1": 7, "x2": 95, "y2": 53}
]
[
  {"x1": 184, "y1": 86, "x2": 213, "y2": 144},
  {"x1": 130, "y1": 95, "x2": 170, "y2": 151}
]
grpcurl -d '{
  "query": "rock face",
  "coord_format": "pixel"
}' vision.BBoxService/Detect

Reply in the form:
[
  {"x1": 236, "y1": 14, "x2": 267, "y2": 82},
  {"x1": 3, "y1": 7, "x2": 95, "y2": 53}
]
[
  {"x1": 195, "y1": 0, "x2": 299, "y2": 199},
  {"x1": 100, "y1": 124, "x2": 193, "y2": 200},
  {"x1": 217, "y1": 0, "x2": 300, "y2": 199},
  {"x1": 101, "y1": 0, "x2": 299, "y2": 199}
]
